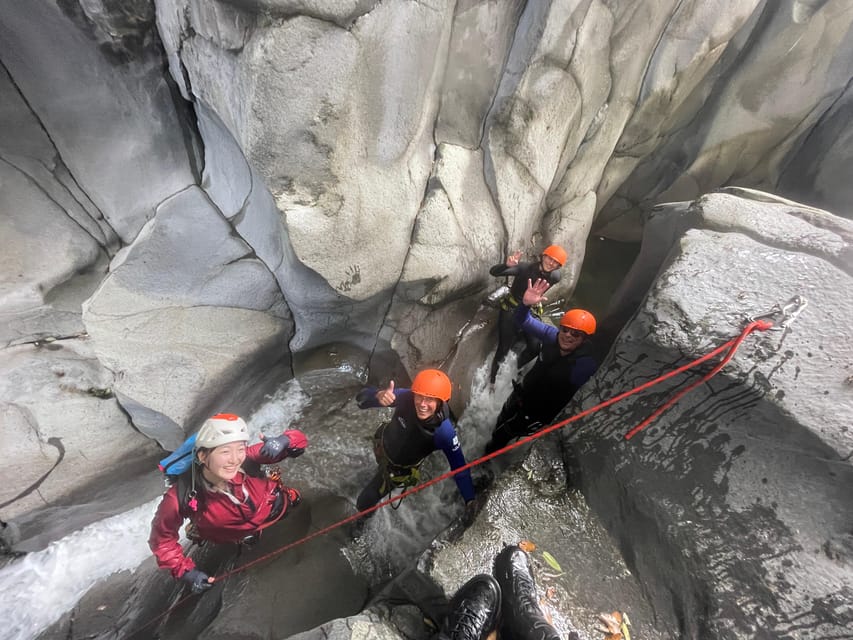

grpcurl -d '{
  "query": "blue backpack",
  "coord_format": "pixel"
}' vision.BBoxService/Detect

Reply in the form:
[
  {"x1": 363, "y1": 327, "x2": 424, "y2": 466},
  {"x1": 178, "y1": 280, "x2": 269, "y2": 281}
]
[{"x1": 158, "y1": 433, "x2": 197, "y2": 482}]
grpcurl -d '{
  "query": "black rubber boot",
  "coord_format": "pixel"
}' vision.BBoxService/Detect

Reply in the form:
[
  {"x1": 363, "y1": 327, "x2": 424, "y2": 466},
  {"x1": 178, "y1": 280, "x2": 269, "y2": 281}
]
[
  {"x1": 438, "y1": 573, "x2": 501, "y2": 640},
  {"x1": 493, "y1": 545, "x2": 561, "y2": 640}
]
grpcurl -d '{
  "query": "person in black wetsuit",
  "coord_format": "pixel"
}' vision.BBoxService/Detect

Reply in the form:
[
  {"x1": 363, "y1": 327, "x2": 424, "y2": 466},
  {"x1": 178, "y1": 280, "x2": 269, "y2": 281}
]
[
  {"x1": 485, "y1": 278, "x2": 598, "y2": 455},
  {"x1": 355, "y1": 369, "x2": 477, "y2": 523},
  {"x1": 488, "y1": 245, "x2": 567, "y2": 383}
]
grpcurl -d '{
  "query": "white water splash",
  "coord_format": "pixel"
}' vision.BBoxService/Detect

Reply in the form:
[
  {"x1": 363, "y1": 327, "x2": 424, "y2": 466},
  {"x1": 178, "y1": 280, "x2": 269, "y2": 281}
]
[
  {"x1": 0, "y1": 499, "x2": 160, "y2": 640},
  {"x1": 456, "y1": 356, "x2": 518, "y2": 451},
  {"x1": 248, "y1": 379, "x2": 310, "y2": 439},
  {"x1": 0, "y1": 383, "x2": 311, "y2": 640}
]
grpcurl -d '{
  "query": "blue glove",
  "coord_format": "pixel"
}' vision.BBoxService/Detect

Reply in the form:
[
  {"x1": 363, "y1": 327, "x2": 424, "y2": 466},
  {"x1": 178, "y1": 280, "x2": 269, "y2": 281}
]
[
  {"x1": 261, "y1": 430, "x2": 307, "y2": 458},
  {"x1": 259, "y1": 433, "x2": 291, "y2": 458},
  {"x1": 181, "y1": 568, "x2": 213, "y2": 593}
]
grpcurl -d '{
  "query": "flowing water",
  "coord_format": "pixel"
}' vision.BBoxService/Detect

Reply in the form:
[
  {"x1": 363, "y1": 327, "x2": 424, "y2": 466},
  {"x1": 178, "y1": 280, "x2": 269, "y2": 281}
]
[{"x1": 0, "y1": 361, "x2": 517, "y2": 640}]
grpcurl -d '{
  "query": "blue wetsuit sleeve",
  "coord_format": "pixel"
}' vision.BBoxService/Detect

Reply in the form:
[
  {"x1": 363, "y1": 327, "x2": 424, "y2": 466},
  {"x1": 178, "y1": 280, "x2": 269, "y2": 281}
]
[
  {"x1": 357, "y1": 387, "x2": 409, "y2": 409},
  {"x1": 514, "y1": 305, "x2": 559, "y2": 344},
  {"x1": 434, "y1": 420, "x2": 475, "y2": 502},
  {"x1": 356, "y1": 387, "x2": 381, "y2": 408}
]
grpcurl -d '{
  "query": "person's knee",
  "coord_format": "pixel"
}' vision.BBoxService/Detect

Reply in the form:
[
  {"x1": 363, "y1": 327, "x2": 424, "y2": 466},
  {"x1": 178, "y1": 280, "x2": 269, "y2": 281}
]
[
  {"x1": 356, "y1": 489, "x2": 378, "y2": 512},
  {"x1": 485, "y1": 427, "x2": 512, "y2": 455}
]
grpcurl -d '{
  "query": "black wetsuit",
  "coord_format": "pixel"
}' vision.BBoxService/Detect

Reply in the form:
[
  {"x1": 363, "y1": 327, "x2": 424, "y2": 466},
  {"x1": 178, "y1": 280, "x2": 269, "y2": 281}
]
[
  {"x1": 488, "y1": 261, "x2": 561, "y2": 382},
  {"x1": 485, "y1": 305, "x2": 598, "y2": 454},
  {"x1": 356, "y1": 388, "x2": 474, "y2": 511}
]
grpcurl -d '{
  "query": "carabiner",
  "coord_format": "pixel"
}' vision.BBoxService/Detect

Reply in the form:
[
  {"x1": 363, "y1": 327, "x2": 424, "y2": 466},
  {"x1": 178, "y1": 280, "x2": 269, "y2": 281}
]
[
  {"x1": 746, "y1": 295, "x2": 807, "y2": 331},
  {"x1": 776, "y1": 295, "x2": 808, "y2": 329}
]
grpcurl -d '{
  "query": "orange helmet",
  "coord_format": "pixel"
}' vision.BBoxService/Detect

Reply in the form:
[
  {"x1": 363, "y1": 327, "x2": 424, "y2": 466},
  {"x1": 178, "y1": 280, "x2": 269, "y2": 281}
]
[
  {"x1": 560, "y1": 309, "x2": 596, "y2": 335},
  {"x1": 410, "y1": 369, "x2": 452, "y2": 402},
  {"x1": 542, "y1": 244, "x2": 567, "y2": 266}
]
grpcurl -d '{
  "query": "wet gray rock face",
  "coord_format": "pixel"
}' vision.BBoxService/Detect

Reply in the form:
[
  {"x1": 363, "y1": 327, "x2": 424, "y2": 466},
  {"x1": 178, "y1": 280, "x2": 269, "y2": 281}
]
[
  {"x1": 567, "y1": 191, "x2": 853, "y2": 637},
  {"x1": 284, "y1": 440, "x2": 679, "y2": 640},
  {"x1": 0, "y1": 0, "x2": 851, "y2": 590}
]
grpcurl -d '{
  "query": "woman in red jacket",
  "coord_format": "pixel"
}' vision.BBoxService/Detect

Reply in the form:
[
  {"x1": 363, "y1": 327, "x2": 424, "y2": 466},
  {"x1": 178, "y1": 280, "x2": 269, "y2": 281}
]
[{"x1": 148, "y1": 413, "x2": 307, "y2": 592}]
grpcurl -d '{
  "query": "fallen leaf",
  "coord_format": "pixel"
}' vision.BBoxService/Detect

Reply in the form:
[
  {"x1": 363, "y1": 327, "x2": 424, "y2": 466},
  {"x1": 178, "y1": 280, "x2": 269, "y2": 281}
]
[{"x1": 541, "y1": 551, "x2": 563, "y2": 572}]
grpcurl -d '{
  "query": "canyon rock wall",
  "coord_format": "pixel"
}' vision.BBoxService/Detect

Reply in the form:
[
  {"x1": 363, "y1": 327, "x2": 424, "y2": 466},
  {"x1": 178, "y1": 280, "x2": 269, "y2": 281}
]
[{"x1": 1, "y1": 0, "x2": 851, "y2": 537}]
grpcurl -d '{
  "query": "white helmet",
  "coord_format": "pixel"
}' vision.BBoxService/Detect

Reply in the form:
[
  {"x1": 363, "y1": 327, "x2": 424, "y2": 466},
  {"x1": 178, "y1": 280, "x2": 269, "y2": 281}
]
[{"x1": 195, "y1": 413, "x2": 250, "y2": 449}]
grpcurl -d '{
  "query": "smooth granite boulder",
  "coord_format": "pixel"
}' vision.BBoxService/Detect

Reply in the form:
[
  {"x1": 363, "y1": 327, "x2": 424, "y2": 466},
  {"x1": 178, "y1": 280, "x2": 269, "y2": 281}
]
[
  {"x1": 567, "y1": 191, "x2": 853, "y2": 637},
  {"x1": 82, "y1": 186, "x2": 292, "y2": 449},
  {"x1": 0, "y1": 339, "x2": 159, "y2": 520}
]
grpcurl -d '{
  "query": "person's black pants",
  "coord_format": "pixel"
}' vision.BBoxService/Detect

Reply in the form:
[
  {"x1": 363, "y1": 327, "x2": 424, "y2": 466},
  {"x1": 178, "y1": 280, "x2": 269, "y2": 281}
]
[
  {"x1": 356, "y1": 470, "x2": 388, "y2": 512},
  {"x1": 489, "y1": 309, "x2": 541, "y2": 382},
  {"x1": 484, "y1": 392, "x2": 544, "y2": 454}
]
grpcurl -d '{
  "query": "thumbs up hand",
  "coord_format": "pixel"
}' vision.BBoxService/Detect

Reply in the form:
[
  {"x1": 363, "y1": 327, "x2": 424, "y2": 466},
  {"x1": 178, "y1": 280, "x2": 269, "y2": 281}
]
[{"x1": 376, "y1": 381, "x2": 396, "y2": 407}]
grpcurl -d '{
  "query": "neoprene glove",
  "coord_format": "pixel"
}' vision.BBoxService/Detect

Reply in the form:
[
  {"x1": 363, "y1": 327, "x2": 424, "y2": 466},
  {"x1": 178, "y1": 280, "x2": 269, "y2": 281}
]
[
  {"x1": 260, "y1": 429, "x2": 307, "y2": 458},
  {"x1": 181, "y1": 568, "x2": 213, "y2": 593}
]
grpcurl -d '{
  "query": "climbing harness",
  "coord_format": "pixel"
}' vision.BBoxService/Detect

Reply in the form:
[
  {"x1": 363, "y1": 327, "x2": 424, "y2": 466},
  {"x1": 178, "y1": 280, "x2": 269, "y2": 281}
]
[
  {"x1": 373, "y1": 422, "x2": 423, "y2": 506},
  {"x1": 130, "y1": 298, "x2": 805, "y2": 638},
  {"x1": 498, "y1": 291, "x2": 545, "y2": 317},
  {"x1": 499, "y1": 292, "x2": 520, "y2": 311}
]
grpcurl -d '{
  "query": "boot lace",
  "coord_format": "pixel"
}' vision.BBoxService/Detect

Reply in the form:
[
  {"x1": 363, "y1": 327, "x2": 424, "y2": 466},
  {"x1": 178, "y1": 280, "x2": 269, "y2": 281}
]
[{"x1": 449, "y1": 608, "x2": 483, "y2": 639}]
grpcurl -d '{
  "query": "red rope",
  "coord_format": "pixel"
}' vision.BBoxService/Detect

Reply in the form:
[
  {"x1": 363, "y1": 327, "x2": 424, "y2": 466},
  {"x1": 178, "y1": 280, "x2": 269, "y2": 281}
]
[
  {"x1": 624, "y1": 319, "x2": 773, "y2": 439},
  {"x1": 132, "y1": 319, "x2": 773, "y2": 635},
  {"x1": 216, "y1": 319, "x2": 773, "y2": 579}
]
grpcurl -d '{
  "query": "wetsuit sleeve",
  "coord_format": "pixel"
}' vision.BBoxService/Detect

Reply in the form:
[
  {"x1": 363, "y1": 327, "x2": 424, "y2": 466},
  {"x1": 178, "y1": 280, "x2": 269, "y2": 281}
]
[
  {"x1": 490, "y1": 263, "x2": 523, "y2": 277},
  {"x1": 148, "y1": 486, "x2": 196, "y2": 578},
  {"x1": 356, "y1": 386, "x2": 410, "y2": 409},
  {"x1": 246, "y1": 441, "x2": 265, "y2": 463},
  {"x1": 434, "y1": 420, "x2": 475, "y2": 502},
  {"x1": 356, "y1": 386, "x2": 381, "y2": 408},
  {"x1": 570, "y1": 356, "x2": 598, "y2": 388},
  {"x1": 514, "y1": 304, "x2": 559, "y2": 344},
  {"x1": 357, "y1": 386, "x2": 412, "y2": 410}
]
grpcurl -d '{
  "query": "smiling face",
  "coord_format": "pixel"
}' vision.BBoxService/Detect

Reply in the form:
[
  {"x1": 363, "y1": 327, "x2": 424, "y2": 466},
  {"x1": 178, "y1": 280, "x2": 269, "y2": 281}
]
[
  {"x1": 198, "y1": 441, "x2": 247, "y2": 487},
  {"x1": 540, "y1": 254, "x2": 561, "y2": 273},
  {"x1": 413, "y1": 393, "x2": 440, "y2": 420},
  {"x1": 557, "y1": 325, "x2": 586, "y2": 354}
]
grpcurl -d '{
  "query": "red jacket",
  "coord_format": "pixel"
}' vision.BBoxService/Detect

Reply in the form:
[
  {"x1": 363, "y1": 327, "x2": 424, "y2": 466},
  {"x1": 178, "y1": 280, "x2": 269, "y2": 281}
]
[{"x1": 148, "y1": 438, "x2": 303, "y2": 578}]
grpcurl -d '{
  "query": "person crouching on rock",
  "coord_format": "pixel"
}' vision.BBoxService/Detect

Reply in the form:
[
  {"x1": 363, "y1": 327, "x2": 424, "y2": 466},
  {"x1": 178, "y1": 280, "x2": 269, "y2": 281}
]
[
  {"x1": 355, "y1": 369, "x2": 477, "y2": 525},
  {"x1": 148, "y1": 413, "x2": 307, "y2": 593},
  {"x1": 485, "y1": 278, "x2": 598, "y2": 455}
]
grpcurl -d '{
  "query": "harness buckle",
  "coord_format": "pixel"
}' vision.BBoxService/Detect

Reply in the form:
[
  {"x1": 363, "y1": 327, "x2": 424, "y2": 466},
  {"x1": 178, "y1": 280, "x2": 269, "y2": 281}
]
[
  {"x1": 747, "y1": 295, "x2": 807, "y2": 330},
  {"x1": 240, "y1": 533, "x2": 260, "y2": 547}
]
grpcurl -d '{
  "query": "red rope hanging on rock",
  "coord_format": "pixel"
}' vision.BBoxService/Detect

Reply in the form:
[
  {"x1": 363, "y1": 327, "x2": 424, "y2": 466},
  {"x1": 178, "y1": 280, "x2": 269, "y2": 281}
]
[{"x1": 623, "y1": 319, "x2": 773, "y2": 439}]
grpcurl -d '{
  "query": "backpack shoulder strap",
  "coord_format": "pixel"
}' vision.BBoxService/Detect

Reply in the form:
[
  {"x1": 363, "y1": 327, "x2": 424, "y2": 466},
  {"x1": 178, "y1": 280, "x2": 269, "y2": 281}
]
[{"x1": 174, "y1": 472, "x2": 196, "y2": 520}]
